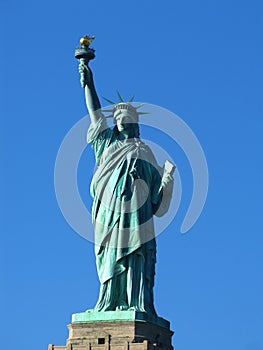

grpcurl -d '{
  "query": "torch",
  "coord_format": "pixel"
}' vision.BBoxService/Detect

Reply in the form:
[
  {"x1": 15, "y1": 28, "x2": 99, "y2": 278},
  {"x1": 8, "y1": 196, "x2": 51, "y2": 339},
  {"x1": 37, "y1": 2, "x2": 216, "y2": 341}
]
[{"x1": 75, "y1": 35, "x2": 95, "y2": 88}]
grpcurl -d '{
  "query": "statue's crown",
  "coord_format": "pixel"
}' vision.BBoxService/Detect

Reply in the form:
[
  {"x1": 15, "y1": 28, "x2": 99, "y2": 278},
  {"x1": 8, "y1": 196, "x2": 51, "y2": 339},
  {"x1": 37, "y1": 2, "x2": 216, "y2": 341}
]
[
  {"x1": 113, "y1": 103, "x2": 137, "y2": 114},
  {"x1": 102, "y1": 92, "x2": 148, "y2": 120}
]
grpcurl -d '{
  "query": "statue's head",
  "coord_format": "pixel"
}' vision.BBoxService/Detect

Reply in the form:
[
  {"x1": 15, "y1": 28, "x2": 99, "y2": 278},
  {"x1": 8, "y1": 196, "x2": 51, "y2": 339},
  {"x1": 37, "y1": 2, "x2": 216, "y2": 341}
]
[
  {"x1": 103, "y1": 93, "x2": 148, "y2": 139},
  {"x1": 113, "y1": 103, "x2": 140, "y2": 138}
]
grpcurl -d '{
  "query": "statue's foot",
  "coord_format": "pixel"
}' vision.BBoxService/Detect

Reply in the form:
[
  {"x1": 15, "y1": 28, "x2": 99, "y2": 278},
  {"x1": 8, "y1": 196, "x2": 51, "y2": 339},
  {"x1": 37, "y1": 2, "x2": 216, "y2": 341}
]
[
  {"x1": 128, "y1": 306, "x2": 157, "y2": 318},
  {"x1": 128, "y1": 306, "x2": 144, "y2": 312},
  {"x1": 116, "y1": 305, "x2": 129, "y2": 311}
]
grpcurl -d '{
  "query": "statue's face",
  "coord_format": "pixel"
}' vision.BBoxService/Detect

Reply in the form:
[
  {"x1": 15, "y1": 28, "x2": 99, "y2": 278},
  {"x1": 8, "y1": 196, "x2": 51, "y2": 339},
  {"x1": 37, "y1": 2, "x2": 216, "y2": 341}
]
[{"x1": 114, "y1": 110, "x2": 138, "y2": 134}]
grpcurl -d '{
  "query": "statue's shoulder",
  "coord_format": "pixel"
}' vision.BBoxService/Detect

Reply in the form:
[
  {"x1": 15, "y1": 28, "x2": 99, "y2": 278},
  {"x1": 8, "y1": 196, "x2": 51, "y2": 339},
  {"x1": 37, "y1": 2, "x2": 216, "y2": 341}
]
[
  {"x1": 87, "y1": 117, "x2": 114, "y2": 144},
  {"x1": 138, "y1": 140, "x2": 154, "y2": 155}
]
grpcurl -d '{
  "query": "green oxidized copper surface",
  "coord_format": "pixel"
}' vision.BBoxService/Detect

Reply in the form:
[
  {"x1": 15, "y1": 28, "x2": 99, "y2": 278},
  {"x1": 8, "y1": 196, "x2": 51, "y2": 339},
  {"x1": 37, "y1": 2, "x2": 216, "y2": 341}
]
[
  {"x1": 72, "y1": 310, "x2": 170, "y2": 329},
  {"x1": 75, "y1": 35, "x2": 174, "y2": 320}
]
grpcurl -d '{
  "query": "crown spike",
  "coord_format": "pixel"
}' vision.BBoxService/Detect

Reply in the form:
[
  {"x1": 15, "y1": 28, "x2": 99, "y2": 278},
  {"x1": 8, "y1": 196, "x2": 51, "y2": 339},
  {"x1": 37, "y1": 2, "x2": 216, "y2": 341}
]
[
  {"x1": 129, "y1": 95, "x2": 135, "y2": 103},
  {"x1": 135, "y1": 104, "x2": 145, "y2": 110},
  {"x1": 138, "y1": 112, "x2": 150, "y2": 115},
  {"x1": 102, "y1": 97, "x2": 116, "y2": 105},
  {"x1": 116, "y1": 90, "x2": 124, "y2": 102}
]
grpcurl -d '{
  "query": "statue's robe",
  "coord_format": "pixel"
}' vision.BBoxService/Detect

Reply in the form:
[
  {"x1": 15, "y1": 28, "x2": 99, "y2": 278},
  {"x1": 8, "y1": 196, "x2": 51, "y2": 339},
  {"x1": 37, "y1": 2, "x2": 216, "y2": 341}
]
[{"x1": 87, "y1": 117, "x2": 172, "y2": 315}]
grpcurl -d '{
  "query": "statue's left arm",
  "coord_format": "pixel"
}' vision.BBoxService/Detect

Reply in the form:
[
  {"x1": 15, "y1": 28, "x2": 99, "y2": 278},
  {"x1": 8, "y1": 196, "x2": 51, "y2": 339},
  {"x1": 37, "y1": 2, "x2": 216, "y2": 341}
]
[{"x1": 153, "y1": 171, "x2": 174, "y2": 217}]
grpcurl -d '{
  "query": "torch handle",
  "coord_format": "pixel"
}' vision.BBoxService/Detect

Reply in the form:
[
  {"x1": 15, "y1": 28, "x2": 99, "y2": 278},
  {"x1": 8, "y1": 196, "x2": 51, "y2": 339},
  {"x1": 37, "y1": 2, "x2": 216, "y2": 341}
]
[{"x1": 79, "y1": 58, "x2": 90, "y2": 88}]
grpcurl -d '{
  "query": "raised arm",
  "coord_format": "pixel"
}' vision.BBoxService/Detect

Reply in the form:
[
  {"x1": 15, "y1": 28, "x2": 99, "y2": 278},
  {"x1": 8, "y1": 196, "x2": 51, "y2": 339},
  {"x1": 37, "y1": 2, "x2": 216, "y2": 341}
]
[{"x1": 78, "y1": 63, "x2": 104, "y2": 124}]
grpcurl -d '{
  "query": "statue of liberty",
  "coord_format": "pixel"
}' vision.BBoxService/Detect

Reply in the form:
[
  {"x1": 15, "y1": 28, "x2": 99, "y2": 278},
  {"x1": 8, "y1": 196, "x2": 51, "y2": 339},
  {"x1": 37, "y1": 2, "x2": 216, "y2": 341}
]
[{"x1": 76, "y1": 36, "x2": 174, "y2": 318}]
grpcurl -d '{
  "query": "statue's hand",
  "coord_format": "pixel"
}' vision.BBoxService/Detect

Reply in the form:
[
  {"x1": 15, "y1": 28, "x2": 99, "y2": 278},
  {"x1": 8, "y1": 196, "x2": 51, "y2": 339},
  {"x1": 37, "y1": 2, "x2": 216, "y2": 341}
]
[
  {"x1": 161, "y1": 172, "x2": 173, "y2": 188},
  {"x1": 78, "y1": 62, "x2": 93, "y2": 88}
]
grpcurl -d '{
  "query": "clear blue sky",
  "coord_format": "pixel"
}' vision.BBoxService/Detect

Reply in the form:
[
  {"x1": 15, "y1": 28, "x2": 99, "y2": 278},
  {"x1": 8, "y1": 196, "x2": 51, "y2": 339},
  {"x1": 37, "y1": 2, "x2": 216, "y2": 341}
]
[{"x1": 1, "y1": 1, "x2": 263, "y2": 349}]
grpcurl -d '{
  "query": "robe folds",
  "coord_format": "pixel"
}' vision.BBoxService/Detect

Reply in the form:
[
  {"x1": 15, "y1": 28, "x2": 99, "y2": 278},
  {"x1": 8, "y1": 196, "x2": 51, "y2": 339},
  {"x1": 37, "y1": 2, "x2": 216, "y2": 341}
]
[{"x1": 87, "y1": 116, "x2": 172, "y2": 314}]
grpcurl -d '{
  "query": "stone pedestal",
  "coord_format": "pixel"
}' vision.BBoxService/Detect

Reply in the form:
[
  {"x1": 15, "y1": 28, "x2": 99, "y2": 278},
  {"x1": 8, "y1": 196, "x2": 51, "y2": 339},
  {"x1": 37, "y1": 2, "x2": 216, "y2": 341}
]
[{"x1": 49, "y1": 311, "x2": 174, "y2": 350}]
